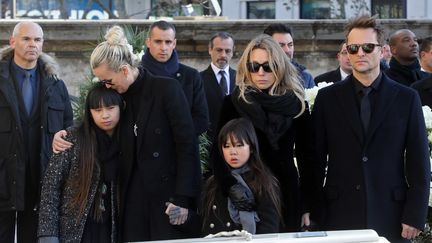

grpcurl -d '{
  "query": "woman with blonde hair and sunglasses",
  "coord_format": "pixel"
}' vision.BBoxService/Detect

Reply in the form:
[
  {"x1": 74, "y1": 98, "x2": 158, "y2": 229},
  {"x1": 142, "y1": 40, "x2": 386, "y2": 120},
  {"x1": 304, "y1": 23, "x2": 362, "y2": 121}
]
[{"x1": 211, "y1": 34, "x2": 318, "y2": 233}]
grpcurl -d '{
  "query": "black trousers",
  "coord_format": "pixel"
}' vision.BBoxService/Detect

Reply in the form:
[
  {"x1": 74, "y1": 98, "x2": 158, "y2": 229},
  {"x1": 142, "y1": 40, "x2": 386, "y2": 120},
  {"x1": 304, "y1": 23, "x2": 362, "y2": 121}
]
[{"x1": 0, "y1": 208, "x2": 38, "y2": 243}]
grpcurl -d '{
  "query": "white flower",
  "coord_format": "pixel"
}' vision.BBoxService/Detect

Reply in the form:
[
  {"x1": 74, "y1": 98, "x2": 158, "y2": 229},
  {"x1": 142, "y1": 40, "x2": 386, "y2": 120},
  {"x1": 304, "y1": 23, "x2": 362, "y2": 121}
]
[
  {"x1": 135, "y1": 49, "x2": 145, "y2": 60},
  {"x1": 92, "y1": 76, "x2": 100, "y2": 83},
  {"x1": 126, "y1": 44, "x2": 133, "y2": 54},
  {"x1": 305, "y1": 81, "x2": 333, "y2": 112},
  {"x1": 423, "y1": 106, "x2": 432, "y2": 130}
]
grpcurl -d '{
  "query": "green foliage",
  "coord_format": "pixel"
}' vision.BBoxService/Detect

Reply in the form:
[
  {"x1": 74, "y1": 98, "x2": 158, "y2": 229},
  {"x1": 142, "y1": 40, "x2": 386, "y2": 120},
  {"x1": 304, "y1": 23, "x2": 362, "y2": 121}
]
[
  {"x1": 199, "y1": 132, "x2": 211, "y2": 174},
  {"x1": 122, "y1": 25, "x2": 147, "y2": 54},
  {"x1": 71, "y1": 75, "x2": 95, "y2": 123}
]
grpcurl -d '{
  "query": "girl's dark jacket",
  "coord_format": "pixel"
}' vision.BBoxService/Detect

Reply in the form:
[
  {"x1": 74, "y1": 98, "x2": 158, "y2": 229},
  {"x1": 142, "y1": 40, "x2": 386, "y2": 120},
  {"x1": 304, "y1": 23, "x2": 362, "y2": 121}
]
[
  {"x1": 38, "y1": 127, "x2": 118, "y2": 243},
  {"x1": 0, "y1": 47, "x2": 73, "y2": 212}
]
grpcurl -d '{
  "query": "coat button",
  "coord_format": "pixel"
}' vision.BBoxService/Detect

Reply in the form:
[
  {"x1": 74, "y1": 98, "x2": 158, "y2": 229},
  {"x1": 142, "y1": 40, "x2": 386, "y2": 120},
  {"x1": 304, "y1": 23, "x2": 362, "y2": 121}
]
[
  {"x1": 210, "y1": 223, "x2": 214, "y2": 228},
  {"x1": 153, "y1": 152, "x2": 159, "y2": 158},
  {"x1": 226, "y1": 222, "x2": 231, "y2": 227},
  {"x1": 355, "y1": 185, "x2": 361, "y2": 190},
  {"x1": 212, "y1": 205, "x2": 217, "y2": 210},
  {"x1": 155, "y1": 128, "x2": 161, "y2": 134},
  {"x1": 176, "y1": 73, "x2": 181, "y2": 77},
  {"x1": 362, "y1": 156, "x2": 368, "y2": 162},
  {"x1": 162, "y1": 175, "x2": 168, "y2": 181}
]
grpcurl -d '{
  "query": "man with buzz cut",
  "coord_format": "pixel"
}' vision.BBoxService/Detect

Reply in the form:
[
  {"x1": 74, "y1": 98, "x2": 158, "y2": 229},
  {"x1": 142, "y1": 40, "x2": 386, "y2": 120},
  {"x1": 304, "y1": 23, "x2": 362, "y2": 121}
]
[
  {"x1": 141, "y1": 20, "x2": 209, "y2": 136},
  {"x1": 0, "y1": 21, "x2": 73, "y2": 243}
]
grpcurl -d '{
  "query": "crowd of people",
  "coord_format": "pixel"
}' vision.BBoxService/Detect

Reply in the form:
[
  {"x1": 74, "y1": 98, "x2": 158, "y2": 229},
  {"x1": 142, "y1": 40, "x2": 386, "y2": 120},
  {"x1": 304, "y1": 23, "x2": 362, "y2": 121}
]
[{"x1": 0, "y1": 15, "x2": 431, "y2": 243}]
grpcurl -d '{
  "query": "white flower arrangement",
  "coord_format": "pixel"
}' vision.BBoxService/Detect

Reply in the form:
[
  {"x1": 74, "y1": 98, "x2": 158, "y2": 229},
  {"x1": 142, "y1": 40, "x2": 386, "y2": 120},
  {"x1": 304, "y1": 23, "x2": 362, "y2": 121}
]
[
  {"x1": 422, "y1": 106, "x2": 432, "y2": 207},
  {"x1": 305, "y1": 81, "x2": 333, "y2": 112}
]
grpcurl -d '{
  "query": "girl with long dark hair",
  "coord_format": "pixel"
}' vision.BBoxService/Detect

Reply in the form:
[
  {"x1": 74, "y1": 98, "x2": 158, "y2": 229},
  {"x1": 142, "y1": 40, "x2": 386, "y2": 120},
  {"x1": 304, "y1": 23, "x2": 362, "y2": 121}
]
[
  {"x1": 202, "y1": 118, "x2": 281, "y2": 234},
  {"x1": 38, "y1": 83, "x2": 123, "y2": 243}
]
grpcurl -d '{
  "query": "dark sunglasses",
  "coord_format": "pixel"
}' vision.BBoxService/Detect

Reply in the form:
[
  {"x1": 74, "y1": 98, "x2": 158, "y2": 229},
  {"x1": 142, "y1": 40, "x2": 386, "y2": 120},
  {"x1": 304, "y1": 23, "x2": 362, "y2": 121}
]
[
  {"x1": 100, "y1": 79, "x2": 113, "y2": 85},
  {"x1": 247, "y1": 62, "x2": 272, "y2": 73},
  {"x1": 346, "y1": 43, "x2": 381, "y2": 54}
]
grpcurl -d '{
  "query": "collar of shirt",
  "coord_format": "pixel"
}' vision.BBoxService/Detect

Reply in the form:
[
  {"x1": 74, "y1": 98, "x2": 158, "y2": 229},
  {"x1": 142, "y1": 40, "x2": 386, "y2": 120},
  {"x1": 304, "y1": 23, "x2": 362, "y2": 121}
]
[
  {"x1": 339, "y1": 67, "x2": 350, "y2": 80},
  {"x1": 210, "y1": 62, "x2": 230, "y2": 82},
  {"x1": 11, "y1": 60, "x2": 37, "y2": 85}
]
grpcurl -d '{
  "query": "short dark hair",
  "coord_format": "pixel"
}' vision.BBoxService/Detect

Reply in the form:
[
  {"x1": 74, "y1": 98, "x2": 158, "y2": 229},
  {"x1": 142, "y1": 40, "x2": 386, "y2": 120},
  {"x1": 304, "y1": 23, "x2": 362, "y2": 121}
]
[
  {"x1": 148, "y1": 20, "x2": 176, "y2": 37},
  {"x1": 263, "y1": 24, "x2": 292, "y2": 37},
  {"x1": 209, "y1": 32, "x2": 234, "y2": 48},
  {"x1": 420, "y1": 37, "x2": 432, "y2": 53},
  {"x1": 345, "y1": 15, "x2": 385, "y2": 45}
]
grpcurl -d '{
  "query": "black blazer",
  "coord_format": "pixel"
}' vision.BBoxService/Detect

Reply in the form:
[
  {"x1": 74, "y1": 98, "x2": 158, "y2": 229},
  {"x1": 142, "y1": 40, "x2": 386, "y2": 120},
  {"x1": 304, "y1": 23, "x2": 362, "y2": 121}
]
[
  {"x1": 411, "y1": 76, "x2": 432, "y2": 107},
  {"x1": 314, "y1": 68, "x2": 342, "y2": 85},
  {"x1": 312, "y1": 73, "x2": 430, "y2": 243},
  {"x1": 200, "y1": 65, "x2": 236, "y2": 141}
]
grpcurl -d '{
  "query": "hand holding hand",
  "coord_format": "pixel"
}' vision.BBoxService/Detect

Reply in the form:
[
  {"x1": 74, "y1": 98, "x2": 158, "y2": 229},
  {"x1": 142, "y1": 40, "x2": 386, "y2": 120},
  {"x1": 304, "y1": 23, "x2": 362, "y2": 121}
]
[
  {"x1": 228, "y1": 183, "x2": 256, "y2": 211},
  {"x1": 52, "y1": 130, "x2": 72, "y2": 153},
  {"x1": 401, "y1": 223, "x2": 421, "y2": 240},
  {"x1": 165, "y1": 202, "x2": 189, "y2": 225}
]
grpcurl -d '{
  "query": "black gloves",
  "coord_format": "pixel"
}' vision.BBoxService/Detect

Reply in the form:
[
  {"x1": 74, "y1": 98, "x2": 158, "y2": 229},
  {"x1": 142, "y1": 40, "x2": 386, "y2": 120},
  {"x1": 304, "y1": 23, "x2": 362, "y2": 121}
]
[{"x1": 228, "y1": 183, "x2": 256, "y2": 211}]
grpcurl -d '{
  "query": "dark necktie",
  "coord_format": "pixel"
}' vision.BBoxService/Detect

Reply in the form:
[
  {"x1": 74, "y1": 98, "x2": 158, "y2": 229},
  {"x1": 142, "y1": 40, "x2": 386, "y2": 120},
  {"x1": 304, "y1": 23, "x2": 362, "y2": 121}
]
[
  {"x1": 360, "y1": 87, "x2": 372, "y2": 132},
  {"x1": 22, "y1": 71, "x2": 33, "y2": 115},
  {"x1": 219, "y1": 70, "x2": 228, "y2": 96}
]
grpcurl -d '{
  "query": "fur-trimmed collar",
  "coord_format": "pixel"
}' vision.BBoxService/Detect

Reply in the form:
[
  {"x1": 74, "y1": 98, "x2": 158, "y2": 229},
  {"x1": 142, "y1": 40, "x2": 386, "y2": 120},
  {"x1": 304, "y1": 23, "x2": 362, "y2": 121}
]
[{"x1": 0, "y1": 46, "x2": 59, "y2": 76}]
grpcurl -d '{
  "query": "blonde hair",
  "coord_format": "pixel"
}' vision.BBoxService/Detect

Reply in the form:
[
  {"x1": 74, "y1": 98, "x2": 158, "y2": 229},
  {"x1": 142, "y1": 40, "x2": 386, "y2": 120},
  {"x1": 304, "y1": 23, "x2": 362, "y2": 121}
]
[
  {"x1": 90, "y1": 25, "x2": 140, "y2": 71},
  {"x1": 236, "y1": 34, "x2": 305, "y2": 116}
]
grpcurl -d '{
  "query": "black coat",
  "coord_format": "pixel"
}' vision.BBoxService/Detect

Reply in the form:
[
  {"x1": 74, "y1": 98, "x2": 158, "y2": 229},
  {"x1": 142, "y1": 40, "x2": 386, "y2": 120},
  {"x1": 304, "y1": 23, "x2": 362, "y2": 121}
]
[
  {"x1": 0, "y1": 49, "x2": 73, "y2": 212},
  {"x1": 200, "y1": 65, "x2": 236, "y2": 141},
  {"x1": 213, "y1": 95, "x2": 316, "y2": 232},
  {"x1": 411, "y1": 76, "x2": 432, "y2": 107},
  {"x1": 119, "y1": 68, "x2": 201, "y2": 241},
  {"x1": 385, "y1": 57, "x2": 429, "y2": 86},
  {"x1": 312, "y1": 74, "x2": 430, "y2": 243},
  {"x1": 175, "y1": 63, "x2": 209, "y2": 135},
  {"x1": 314, "y1": 68, "x2": 342, "y2": 85}
]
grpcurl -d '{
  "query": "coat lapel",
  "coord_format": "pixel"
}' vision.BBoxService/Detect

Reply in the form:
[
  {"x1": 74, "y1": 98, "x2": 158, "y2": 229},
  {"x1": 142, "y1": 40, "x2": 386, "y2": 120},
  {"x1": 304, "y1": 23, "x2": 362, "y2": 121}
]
[
  {"x1": 365, "y1": 76, "x2": 398, "y2": 144},
  {"x1": 229, "y1": 67, "x2": 236, "y2": 93},
  {"x1": 335, "y1": 78, "x2": 364, "y2": 145},
  {"x1": 135, "y1": 76, "x2": 154, "y2": 156}
]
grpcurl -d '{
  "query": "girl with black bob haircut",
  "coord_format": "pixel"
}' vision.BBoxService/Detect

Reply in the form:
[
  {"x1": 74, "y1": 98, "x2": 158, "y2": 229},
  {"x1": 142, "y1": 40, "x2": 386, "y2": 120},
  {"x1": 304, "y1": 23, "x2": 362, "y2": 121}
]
[{"x1": 38, "y1": 82, "x2": 123, "y2": 243}]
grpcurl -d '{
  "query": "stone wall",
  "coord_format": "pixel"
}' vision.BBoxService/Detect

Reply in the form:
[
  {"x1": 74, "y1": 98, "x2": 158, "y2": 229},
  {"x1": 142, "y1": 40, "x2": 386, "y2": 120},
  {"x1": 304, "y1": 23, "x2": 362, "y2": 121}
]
[{"x1": 1, "y1": 19, "x2": 432, "y2": 96}]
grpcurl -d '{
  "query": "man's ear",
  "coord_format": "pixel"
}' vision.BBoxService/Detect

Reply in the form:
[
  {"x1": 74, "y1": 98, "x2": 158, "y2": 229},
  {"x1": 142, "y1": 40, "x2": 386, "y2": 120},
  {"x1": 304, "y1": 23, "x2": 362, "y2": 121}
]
[{"x1": 9, "y1": 36, "x2": 15, "y2": 49}]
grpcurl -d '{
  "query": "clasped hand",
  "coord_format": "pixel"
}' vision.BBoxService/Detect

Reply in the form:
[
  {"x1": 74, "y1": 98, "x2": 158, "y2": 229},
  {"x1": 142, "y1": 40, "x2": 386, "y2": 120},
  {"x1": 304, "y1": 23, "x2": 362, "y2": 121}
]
[{"x1": 165, "y1": 202, "x2": 189, "y2": 225}]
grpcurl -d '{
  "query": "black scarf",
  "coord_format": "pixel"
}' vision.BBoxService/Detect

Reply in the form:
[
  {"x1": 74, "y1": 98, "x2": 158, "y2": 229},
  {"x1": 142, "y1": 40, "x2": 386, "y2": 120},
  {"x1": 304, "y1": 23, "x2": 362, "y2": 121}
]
[
  {"x1": 389, "y1": 57, "x2": 428, "y2": 85},
  {"x1": 231, "y1": 87, "x2": 302, "y2": 150},
  {"x1": 95, "y1": 127, "x2": 119, "y2": 182},
  {"x1": 141, "y1": 48, "x2": 179, "y2": 78}
]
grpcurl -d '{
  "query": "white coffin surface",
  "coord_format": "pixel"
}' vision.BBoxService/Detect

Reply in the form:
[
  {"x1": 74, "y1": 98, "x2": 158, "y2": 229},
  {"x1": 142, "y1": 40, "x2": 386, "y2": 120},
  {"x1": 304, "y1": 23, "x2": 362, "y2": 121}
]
[{"x1": 132, "y1": 229, "x2": 390, "y2": 243}]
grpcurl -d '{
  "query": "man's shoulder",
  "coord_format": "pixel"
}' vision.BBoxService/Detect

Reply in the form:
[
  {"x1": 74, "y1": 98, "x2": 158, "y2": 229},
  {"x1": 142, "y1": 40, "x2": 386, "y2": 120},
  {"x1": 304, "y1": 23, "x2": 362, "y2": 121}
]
[{"x1": 179, "y1": 63, "x2": 199, "y2": 74}]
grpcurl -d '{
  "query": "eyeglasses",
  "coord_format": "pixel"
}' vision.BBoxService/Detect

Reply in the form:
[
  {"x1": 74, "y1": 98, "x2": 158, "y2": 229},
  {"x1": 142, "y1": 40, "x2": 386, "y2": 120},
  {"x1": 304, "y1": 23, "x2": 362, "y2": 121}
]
[
  {"x1": 247, "y1": 62, "x2": 272, "y2": 73},
  {"x1": 346, "y1": 43, "x2": 381, "y2": 54}
]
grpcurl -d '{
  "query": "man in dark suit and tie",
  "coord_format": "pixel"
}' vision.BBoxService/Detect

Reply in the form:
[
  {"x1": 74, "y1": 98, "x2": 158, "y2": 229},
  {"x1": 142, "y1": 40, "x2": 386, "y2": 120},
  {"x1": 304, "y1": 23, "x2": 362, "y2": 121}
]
[
  {"x1": 200, "y1": 32, "x2": 236, "y2": 141},
  {"x1": 312, "y1": 15, "x2": 430, "y2": 243},
  {"x1": 314, "y1": 42, "x2": 352, "y2": 85}
]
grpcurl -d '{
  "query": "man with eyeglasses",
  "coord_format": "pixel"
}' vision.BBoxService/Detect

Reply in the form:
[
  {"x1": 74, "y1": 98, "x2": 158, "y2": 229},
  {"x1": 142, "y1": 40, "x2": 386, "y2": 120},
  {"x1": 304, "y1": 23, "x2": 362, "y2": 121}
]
[
  {"x1": 312, "y1": 15, "x2": 430, "y2": 243},
  {"x1": 263, "y1": 24, "x2": 315, "y2": 88},
  {"x1": 385, "y1": 29, "x2": 429, "y2": 86},
  {"x1": 314, "y1": 42, "x2": 352, "y2": 85},
  {"x1": 200, "y1": 32, "x2": 236, "y2": 142}
]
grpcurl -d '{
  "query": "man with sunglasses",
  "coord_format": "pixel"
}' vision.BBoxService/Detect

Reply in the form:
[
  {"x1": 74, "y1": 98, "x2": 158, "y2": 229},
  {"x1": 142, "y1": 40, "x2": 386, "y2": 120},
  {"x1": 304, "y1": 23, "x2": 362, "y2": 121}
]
[
  {"x1": 385, "y1": 29, "x2": 429, "y2": 86},
  {"x1": 263, "y1": 24, "x2": 315, "y2": 88},
  {"x1": 312, "y1": 15, "x2": 430, "y2": 243}
]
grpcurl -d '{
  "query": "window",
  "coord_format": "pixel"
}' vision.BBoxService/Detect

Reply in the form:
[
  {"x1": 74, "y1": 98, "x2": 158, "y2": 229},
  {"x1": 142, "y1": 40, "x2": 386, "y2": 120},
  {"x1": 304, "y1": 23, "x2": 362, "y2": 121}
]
[
  {"x1": 247, "y1": 1, "x2": 275, "y2": 19},
  {"x1": 372, "y1": 0, "x2": 406, "y2": 18},
  {"x1": 301, "y1": 0, "x2": 331, "y2": 19}
]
